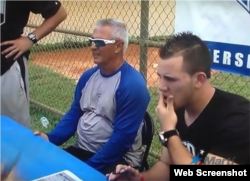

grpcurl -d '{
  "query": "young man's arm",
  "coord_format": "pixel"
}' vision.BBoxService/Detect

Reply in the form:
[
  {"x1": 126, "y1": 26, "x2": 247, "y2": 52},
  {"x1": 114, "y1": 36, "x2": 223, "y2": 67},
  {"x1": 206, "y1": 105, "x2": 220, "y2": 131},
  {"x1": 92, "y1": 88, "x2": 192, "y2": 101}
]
[
  {"x1": 141, "y1": 147, "x2": 172, "y2": 181},
  {"x1": 46, "y1": 68, "x2": 98, "y2": 146},
  {"x1": 108, "y1": 147, "x2": 172, "y2": 181},
  {"x1": 86, "y1": 76, "x2": 150, "y2": 171}
]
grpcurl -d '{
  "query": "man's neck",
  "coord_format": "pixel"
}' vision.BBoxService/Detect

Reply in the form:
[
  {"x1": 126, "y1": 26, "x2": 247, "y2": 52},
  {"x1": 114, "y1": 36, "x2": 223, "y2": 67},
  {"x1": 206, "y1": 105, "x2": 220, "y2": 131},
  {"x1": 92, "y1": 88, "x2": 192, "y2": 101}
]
[
  {"x1": 185, "y1": 83, "x2": 215, "y2": 126},
  {"x1": 100, "y1": 57, "x2": 124, "y2": 75}
]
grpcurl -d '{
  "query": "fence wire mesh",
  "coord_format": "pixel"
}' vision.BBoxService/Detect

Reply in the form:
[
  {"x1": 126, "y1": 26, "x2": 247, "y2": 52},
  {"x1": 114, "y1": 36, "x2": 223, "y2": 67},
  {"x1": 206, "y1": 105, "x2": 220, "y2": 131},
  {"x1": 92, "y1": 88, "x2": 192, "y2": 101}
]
[{"x1": 25, "y1": 0, "x2": 250, "y2": 165}]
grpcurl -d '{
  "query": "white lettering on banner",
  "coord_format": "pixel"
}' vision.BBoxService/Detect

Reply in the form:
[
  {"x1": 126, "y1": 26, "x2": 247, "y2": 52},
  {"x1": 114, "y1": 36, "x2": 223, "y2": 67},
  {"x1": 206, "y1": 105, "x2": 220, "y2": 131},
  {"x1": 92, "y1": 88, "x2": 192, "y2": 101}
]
[
  {"x1": 211, "y1": 49, "x2": 250, "y2": 69},
  {"x1": 247, "y1": 55, "x2": 250, "y2": 68}
]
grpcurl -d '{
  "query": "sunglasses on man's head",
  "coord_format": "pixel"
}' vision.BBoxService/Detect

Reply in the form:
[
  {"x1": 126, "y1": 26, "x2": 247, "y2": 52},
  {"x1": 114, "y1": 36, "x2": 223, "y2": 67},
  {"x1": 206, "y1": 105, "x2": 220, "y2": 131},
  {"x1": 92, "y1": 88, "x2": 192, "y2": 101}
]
[{"x1": 88, "y1": 38, "x2": 115, "y2": 48}]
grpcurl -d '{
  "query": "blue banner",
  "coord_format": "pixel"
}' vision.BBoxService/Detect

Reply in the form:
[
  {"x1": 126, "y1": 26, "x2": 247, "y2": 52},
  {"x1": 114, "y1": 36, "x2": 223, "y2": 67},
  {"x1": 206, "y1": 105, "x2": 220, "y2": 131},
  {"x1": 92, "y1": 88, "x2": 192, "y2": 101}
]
[
  {"x1": 205, "y1": 41, "x2": 250, "y2": 76},
  {"x1": 175, "y1": 0, "x2": 250, "y2": 77}
]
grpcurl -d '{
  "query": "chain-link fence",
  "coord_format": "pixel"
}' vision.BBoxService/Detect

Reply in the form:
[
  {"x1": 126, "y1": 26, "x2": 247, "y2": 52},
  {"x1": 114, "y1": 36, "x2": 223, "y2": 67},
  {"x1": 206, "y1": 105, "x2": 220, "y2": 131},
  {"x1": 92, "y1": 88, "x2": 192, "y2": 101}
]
[{"x1": 25, "y1": 0, "x2": 250, "y2": 165}]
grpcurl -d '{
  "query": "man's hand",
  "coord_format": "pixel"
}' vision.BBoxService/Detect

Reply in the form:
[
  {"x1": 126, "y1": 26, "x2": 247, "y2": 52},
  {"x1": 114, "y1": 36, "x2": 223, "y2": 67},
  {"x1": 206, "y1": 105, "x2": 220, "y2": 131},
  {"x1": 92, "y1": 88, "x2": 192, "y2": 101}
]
[
  {"x1": 34, "y1": 131, "x2": 49, "y2": 141},
  {"x1": 1, "y1": 36, "x2": 34, "y2": 60},
  {"x1": 1, "y1": 166, "x2": 17, "y2": 181},
  {"x1": 106, "y1": 165, "x2": 141, "y2": 181},
  {"x1": 155, "y1": 93, "x2": 177, "y2": 131}
]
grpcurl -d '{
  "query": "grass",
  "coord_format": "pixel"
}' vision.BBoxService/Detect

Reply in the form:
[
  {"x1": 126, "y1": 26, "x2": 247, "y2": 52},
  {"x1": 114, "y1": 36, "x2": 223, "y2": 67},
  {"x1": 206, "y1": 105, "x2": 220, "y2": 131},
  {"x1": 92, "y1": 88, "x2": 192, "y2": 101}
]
[
  {"x1": 29, "y1": 62, "x2": 250, "y2": 167},
  {"x1": 29, "y1": 64, "x2": 76, "y2": 112}
]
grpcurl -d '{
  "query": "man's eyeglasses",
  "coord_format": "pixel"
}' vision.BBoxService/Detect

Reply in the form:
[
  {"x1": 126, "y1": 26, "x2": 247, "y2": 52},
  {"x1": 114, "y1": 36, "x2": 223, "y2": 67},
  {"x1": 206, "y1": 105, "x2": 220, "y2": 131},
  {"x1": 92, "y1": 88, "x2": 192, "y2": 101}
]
[{"x1": 88, "y1": 38, "x2": 115, "y2": 48}]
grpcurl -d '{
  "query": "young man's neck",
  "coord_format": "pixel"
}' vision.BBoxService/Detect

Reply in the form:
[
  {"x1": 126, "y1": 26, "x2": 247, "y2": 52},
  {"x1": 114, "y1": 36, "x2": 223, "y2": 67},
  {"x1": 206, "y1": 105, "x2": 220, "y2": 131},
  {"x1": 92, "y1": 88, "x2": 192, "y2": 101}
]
[
  {"x1": 185, "y1": 82, "x2": 215, "y2": 120},
  {"x1": 100, "y1": 56, "x2": 124, "y2": 75}
]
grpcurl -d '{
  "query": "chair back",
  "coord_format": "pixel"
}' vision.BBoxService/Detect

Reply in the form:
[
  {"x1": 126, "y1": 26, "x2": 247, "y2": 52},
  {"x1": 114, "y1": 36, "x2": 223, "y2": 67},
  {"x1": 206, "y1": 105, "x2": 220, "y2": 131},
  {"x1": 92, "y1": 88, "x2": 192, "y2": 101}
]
[{"x1": 139, "y1": 111, "x2": 155, "y2": 171}]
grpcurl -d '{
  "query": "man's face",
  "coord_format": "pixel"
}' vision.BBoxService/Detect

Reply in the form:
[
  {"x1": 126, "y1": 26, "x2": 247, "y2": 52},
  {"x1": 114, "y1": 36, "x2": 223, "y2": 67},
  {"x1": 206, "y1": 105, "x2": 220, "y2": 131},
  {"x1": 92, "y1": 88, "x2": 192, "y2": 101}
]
[
  {"x1": 90, "y1": 25, "x2": 118, "y2": 65},
  {"x1": 157, "y1": 56, "x2": 195, "y2": 109}
]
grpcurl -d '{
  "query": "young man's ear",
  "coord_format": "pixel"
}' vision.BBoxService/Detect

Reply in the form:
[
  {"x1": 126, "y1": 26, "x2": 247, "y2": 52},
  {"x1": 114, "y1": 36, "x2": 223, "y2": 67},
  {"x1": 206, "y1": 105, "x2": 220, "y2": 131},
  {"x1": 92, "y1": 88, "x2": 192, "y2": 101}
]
[{"x1": 194, "y1": 72, "x2": 207, "y2": 88}]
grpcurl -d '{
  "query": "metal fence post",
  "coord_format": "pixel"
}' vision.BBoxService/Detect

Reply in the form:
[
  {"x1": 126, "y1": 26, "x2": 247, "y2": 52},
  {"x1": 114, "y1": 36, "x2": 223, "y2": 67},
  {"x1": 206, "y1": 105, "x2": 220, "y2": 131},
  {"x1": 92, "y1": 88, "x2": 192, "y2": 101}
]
[{"x1": 139, "y1": 0, "x2": 149, "y2": 80}]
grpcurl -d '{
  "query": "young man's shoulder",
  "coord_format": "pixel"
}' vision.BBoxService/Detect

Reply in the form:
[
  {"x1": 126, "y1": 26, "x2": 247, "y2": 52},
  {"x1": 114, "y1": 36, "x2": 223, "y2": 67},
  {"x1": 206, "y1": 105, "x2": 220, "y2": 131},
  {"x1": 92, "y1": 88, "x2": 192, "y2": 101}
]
[
  {"x1": 176, "y1": 88, "x2": 249, "y2": 117},
  {"x1": 213, "y1": 88, "x2": 249, "y2": 112},
  {"x1": 211, "y1": 89, "x2": 249, "y2": 129}
]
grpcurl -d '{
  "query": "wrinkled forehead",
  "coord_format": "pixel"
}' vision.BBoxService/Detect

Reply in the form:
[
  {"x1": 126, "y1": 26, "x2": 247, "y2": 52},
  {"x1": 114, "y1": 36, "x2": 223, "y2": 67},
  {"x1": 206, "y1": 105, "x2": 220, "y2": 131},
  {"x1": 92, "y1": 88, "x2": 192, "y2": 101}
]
[
  {"x1": 157, "y1": 56, "x2": 185, "y2": 77},
  {"x1": 93, "y1": 25, "x2": 113, "y2": 40}
]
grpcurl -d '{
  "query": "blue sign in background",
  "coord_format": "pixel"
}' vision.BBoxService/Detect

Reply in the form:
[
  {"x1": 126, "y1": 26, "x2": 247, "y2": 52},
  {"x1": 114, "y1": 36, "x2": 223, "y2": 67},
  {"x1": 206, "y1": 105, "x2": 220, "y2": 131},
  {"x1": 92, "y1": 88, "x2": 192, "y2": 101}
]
[{"x1": 204, "y1": 41, "x2": 250, "y2": 76}]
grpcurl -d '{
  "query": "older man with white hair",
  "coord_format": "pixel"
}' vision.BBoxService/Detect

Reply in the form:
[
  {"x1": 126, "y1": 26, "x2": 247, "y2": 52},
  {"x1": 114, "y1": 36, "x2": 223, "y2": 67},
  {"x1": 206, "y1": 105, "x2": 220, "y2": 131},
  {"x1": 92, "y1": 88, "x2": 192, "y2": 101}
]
[{"x1": 34, "y1": 18, "x2": 150, "y2": 175}]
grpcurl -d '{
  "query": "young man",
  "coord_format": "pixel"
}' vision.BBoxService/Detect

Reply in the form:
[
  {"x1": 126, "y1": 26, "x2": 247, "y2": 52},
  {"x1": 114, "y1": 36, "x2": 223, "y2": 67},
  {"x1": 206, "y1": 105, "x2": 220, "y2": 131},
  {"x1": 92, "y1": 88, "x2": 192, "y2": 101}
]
[
  {"x1": 107, "y1": 32, "x2": 250, "y2": 181},
  {"x1": 35, "y1": 19, "x2": 150, "y2": 175},
  {"x1": 1, "y1": 0, "x2": 67, "y2": 128}
]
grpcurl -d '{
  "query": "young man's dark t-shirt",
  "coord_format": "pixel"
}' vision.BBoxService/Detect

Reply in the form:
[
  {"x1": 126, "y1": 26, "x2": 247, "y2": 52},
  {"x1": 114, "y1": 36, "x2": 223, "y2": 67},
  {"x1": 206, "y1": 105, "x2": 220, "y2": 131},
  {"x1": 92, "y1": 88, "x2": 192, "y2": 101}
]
[
  {"x1": 1, "y1": 0, "x2": 61, "y2": 75},
  {"x1": 176, "y1": 88, "x2": 249, "y2": 165}
]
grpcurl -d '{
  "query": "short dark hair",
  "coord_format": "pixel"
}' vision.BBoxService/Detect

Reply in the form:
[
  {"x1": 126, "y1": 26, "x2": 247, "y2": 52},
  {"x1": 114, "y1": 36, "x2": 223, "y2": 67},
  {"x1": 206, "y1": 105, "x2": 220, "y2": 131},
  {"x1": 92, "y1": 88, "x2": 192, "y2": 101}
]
[{"x1": 159, "y1": 31, "x2": 212, "y2": 78}]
